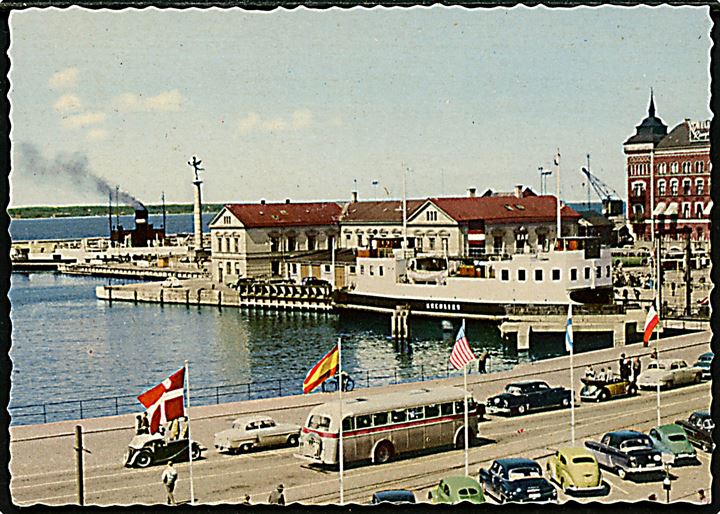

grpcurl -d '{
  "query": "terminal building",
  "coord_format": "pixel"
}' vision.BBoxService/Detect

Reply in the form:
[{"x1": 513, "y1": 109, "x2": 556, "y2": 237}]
[{"x1": 624, "y1": 93, "x2": 711, "y2": 242}]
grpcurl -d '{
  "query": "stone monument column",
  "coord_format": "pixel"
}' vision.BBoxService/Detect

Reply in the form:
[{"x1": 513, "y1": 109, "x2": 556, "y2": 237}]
[{"x1": 193, "y1": 177, "x2": 203, "y2": 250}]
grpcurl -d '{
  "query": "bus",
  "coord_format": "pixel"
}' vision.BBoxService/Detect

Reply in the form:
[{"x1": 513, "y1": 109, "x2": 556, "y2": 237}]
[{"x1": 295, "y1": 386, "x2": 481, "y2": 466}]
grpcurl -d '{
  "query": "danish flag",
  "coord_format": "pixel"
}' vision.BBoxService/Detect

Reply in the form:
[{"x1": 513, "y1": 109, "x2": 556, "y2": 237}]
[{"x1": 137, "y1": 367, "x2": 185, "y2": 434}]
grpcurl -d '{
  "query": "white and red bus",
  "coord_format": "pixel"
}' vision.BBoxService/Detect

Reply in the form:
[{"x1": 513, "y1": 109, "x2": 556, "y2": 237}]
[{"x1": 296, "y1": 386, "x2": 480, "y2": 466}]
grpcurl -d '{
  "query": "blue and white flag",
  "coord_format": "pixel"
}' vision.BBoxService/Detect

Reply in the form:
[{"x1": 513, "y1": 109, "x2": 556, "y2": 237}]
[{"x1": 565, "y1": 304, "x2": 573, "y2": 352}]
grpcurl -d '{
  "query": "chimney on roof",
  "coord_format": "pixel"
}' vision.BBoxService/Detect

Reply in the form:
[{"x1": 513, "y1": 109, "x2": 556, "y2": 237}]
[
  {"x1": 351, "y1": 191, "x2": 358, "y2": 203},
  {"x1": 467, "y1": 187, "x2": 476, "y2": 198},
  {"x1": 514, "y1": 185, "x2": 523, "y2": 199},
  {"x1": 260, "y1": 199, "x2": 266, "y2": 205},
  {"x1": 285, "y1": 198, "x2": 290, "y2": 204}
]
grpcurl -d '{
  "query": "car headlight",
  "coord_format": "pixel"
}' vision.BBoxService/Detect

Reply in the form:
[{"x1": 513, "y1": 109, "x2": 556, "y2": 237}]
[
  {"x1": 629, "y1": 457, "x2": 637, "y2": 465},
  {"x1": 515, "y1": 487, "x2": 522, "y2": 493},
  {"x1": 494, "y1": 398, "x2": 500, "y2": 404},
  {"x1": 653, "y1": 454, "x2": 661, "y2": 462}
]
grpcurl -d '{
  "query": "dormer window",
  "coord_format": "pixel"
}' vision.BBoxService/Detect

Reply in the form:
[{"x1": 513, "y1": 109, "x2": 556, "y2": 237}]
[{"x1": 504, "y1": 204, "x2": 514, "y2": 211}]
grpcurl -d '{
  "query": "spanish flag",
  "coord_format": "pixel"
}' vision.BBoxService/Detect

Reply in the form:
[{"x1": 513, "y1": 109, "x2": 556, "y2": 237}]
[{"x1": 303, "y1": 344, "x2": 340, "y2": 394}]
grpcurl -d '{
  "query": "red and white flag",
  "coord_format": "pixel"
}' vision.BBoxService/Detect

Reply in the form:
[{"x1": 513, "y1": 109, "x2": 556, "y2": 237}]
[
  {"x1": 450, "y1": 321, "x2": 476, "y2": 370},
  {"x1": 643, "y1": 303, "x2": 659, "y2": 346},
  {"x1": 137, "y1": 367, "x2": 185, "y2": 434}
]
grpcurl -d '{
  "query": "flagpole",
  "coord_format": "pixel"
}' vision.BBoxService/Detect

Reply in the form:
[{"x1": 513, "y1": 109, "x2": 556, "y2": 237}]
[
  {"x1": 463, "y1": 361, "x2": 469, "y2": 476},
  {"x1": 570, "y1": 327, "x2": 575, "y2": 446},
  {"x1": 337, "y1": 337, "x2": 344, "y2": 505},
  {"x1": 655, "y1": 238, "x2": 661, "y2": 427},
  {"x1": 184, "y1": 360, "x2": 195, "y2": 506}
]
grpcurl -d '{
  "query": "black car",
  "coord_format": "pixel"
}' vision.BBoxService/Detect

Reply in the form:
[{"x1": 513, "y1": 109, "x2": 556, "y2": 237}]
[
  {"x1": 478, "y1": 457, "x2": 557, "y2": 503},
  {"x1": 486, "y1": 380, "x2": 571, "y2": 416},
  {"x1": 584, "y1": 430, "x2": 663, "y2": 479},
  {"x1": 371, "y1": 489, "x2": 416, "y2": 504},
  {"x1": 124, "y1": 433, "x2": 205, "y2": 468},
  {"x1": 301, "y1": 276, "x2": 331, "y2": 287},
  {"x1": 675, "y1": 411, "x2": 714, "y2": 452},
  {"x1": 693, "y1": 352, "x2": 713, "y2": 381}
]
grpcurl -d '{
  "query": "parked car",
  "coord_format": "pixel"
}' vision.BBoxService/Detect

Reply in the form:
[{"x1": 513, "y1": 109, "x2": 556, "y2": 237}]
[
  {"x1": 161, "y1": 276, "x2": 183, "y2": 288},
  {"x1": 214, "y1": 415, "x2": 300, "y2": 454},
  {"x1": 693, "y1": 352, "x2": 713, "y2": 380},
  {"x1": 371, "y1": 490, "x2": 416, "y2": 504},
  {"x1": 675, "y1": 411, "x2": 714, "y2": 452},
  {"x1": 124, "y1": 433, "x2": 204, "y2": 468},
  {"x1": 301, "y1": 276, "x2": 331, "y2": 287},
  {"x1": 545, "y1": 447, "x2": 605, "y2": 494},
  {"x1": 647, "y1": 424, "x2": 696, "y2": 465},
  {"x1": 584, "y1": 430, "x2": 663, "y2": 479},
  {"x1": 579, "y1": 377, "x2": 637, "y2": 402},
  {"x1": 636, "y1": 359, "x2": 703, "y2": 390},
  {"x1": 428, "y1": 476, "x2": 485, "y2": 504},
  {"x1": 478, "y1": 457, "x2": 557, "y2": 503},
  {"x1": 486, "y1": 380, "x2": 571, "y2": 416}
]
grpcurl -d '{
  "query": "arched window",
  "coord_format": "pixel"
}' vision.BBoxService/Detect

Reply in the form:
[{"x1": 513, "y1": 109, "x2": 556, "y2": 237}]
[
  {"x1": 682, "y1": 162, "x2": 692, "y2": 174},
  {"x1": 633, "y1": 204, "x2": 644, "y2": 215},
  {"x1": 682, "y1": 179, "x2": 691, "y2": 196},
  {"x1": 695, "y1": 203, "x2": 704, "y2": 218},
  {"x1": 695, "y1": 161, "x2": 704, "y2": 174},
  {"x1": 696, "y1": 178, "x2": 705, "y2": 196},
  {"x1": 671, "y1": 162, "x2": 679, "y2": 174},
  {"x1": 670, "y1": 179, "x2": 679, "y2": 196},
  {"x1": 658, "y1": 163, "x2": 667, "y2": 175},
  {"x1": 657, "y1": 180, "x2": 666, "y2": 196}
]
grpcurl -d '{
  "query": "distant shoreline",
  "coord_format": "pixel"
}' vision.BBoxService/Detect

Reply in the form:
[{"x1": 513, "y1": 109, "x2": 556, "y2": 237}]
[{"x1": 9, "y1": 203, "x2": 224, "y2": 220}]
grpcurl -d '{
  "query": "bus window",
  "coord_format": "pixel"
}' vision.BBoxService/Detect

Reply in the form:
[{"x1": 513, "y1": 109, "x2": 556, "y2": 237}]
[
  {"x1": 425, "y1": 404, "x2": 440, "y2": 418},
  {"x1": 373, "y1": 412, "x2": 389, "y2": 426},
  {"x1": 356, "y1": 415, "x2": 372, "y2": 429},
  {"x1": 467, "y1": 399, "x2": 476, "y2": 412},
  {"x1": 440, "y1": 403, "x2": 454, "y2": 416},
  {"x1": 454, "y1": 401, "x2": 465, "y2": 414},
  {"x1": 342, "y1": 417, "x2": 354, "y2": 431},
  {"x1": 408, "y1": 407, "x2": 424, "y2": 421},
  {"x1": 391, "y1": 410, "x2": 407, "y2": 423},
  {"x1": 309, "y1": 415, "x2": 331, "y2": 430}
]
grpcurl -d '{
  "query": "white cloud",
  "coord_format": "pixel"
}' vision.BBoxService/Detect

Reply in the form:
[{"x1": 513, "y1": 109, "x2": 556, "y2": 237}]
[
  {"x1": 53, "y1": 94, "x2": 82, "y2": 114},
  {"x1": 49, "y1": 67, "x2": 79, "y2": 89},
  {"x1": 114, "y1": 89, "x2": 185, "y2": 112},
  {"x1": 237, "y1": 108, "x2": 314, "y2": 134},
  {"x1": 86, "y1": 128, "x2": 108, "y2": 141},
  {"x1": 62, "y1": 111, "x2": 106, "y2": 129}
]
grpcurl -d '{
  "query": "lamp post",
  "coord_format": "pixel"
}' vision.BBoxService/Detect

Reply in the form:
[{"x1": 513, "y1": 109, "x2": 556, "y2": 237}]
[{"x1": 661, "y1": 454, "x2": 673, "y2": 503}]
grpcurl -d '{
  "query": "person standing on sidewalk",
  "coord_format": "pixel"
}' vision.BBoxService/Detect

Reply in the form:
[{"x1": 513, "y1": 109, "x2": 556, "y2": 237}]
[
  {"x1": 477, "y1": 351, "x2": 489, "y2": 374},
  {"x1": 161, "y1": 461, "x2": 178, "y2": 505},
  {"x1": 268, "y1": 484, "x2": 285, "y2": 505}
]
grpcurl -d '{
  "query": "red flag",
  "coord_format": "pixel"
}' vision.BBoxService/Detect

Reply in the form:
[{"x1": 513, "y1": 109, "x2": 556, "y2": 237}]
[
  {"x1": 450, "y1": 322, "x2": 476, "y2": 370},
  {"x1": 643, "y1": 303, "x2": 659, "y2": 346},
  {"x1": 303, "y1": 345, "x2": 339, "y2": 394},
  {"x1": 137, "y1": 367, "x2": 185, "y2": 434}
]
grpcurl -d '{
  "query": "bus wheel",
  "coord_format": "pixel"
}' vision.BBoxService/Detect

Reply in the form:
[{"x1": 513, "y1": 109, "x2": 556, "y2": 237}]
[
  {"x1": 455, "y1": 429, "x2": 475, "y2": 449},
  {"x1": 373, "y1": 441, "x2": 394, "y2": 464}
]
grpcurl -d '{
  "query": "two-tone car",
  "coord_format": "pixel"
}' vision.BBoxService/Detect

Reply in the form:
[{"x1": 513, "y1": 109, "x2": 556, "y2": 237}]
[
  {"x1": 693, "y1": 352, "x2": 713, "y2": 381},
  {"x1": 636, "y1": 359, "x2": 703, "y2": 390},
  {"x1": 584, "y1": 430, "x2": 663, "y2": 479},
  {"x1": 214, "y1": 415, "x2": 300, "y2": 454},
  {"x1": 486, "y1": 381, "x2": 571, "y2": 416},
  {"x1": 124, "y1": 433, "x2": 205, "y2": 468},
  {"x1": 675, "y1": 411, "x2": 714, "y2": 453},
  {"x1": 427, "y1": 476, "x2": 485, "y2": 504},
  {"x1": 545, "y1": 447, "x2": 605, "y2": 494},
  {"x1": 647, "y1": 424, "x2": 697, "y2": 465},
  {"x1": 579, "y1": 377, "x2": 637, "y2": 402},
  {"x1": 478, "y1": 458, "x2": 557, "y2": 503}
]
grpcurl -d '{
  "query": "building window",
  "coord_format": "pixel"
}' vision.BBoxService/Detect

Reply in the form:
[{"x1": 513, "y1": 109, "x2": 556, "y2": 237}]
[
  {"x1": 670, "y1": 179, "x2": 678, "y2": 196},
  {"x1": 658, "y1": 163, "x2": 667, "y2": 175},
  {"x1": 683, "y1": 203, "x2": 691, "y2": 219},
  {"x1": 584, "y1": 267, "x2": 591, "y2": 280},
  {"x1": 595, "y1": 266, "x2": 602, "y2": 278},
  {"x1": 270, "y1": 237, "x2": 279, "y2": 252},
  {"x1": 345, "y1": 233, "x2": 352, "y2": 242},
  {"x1": 633, "y1": 204, "x2": 644, "y2": 215},
  {"x1": 223, "y1": 215, "x2": 231, "y2": 224},
  {"x1": 379, "y1": 266, "x2": 384, "y2": 276},
  {"x1": 552, "y1": 269, "x2": 561, "y2": 281},
  {"x1": 606, "y1": 265, "x2": 611, "y2": 278},
  {"x1": 235, "y1": 262, "x2": 241, "y2": 275},
  {"x1": 360, "y1": 265, "x2": 365, "y2": 275},
  {"x1": 696, "y1": 161, "x2": 704, "y2": 174},
  {"x1": 695, "y1": 203, "x2": 704, "y2": 218},
  {"x1": 349, "y1": 265, "x2": 356, "y2": 274},
  {"x1": 426, "y1": 211, "x2": 438, "y2": 221},
  {"x1": 696, "y1": 179, "x2": 704, "y2": 196},
  {"x1": 501, "y1": 269, "x2": 510, "y2": 281},
  {"x1": 494, "y1": 236, "x2": 503, "y2": 254},
  {"x1": 287, "y1": 237, "x2": 297, "y2": 252},
  {"x1": 534, "y1": 269, "x2": 543, "y2": 282},
  {"x1": 682, "y1": 179, "x2": 691, "y2": 196},
  {"x1": 632, "y1": 182, "x2": 644, "y2": 196},
  {"x1": 671, "y1": 162, "x2": 679, "y2": 174},
  {"x1": 357, "y1": 234, "x2": 363, "y2": 247},
  {"x1": 682, "y1": 161, "x2": 691, "y2": 174},
  {"x1": 307, "y1": 236, "x2": 316, "y2": 251},
  {"x1": 658, "y1": 180, "x2": 666, "y2": 196},
  {"x1": 415, "y1": 238, "x2": 423, "y2": 252},
  {"x1": 369, "y1": 265, "x2": 374, "y2": 276},
  {"x1": 570, "y1": 268, "x2": 578, "y2": 281},
  {"x1": 517, "y1": 269, "x2": 526, "y2": 281},
  {"x1": 428, "y1": 237, "x2": 436, "y2": 250},
  {"x1": 226, "y1": 262, "x2": 232, "y2": 275}
]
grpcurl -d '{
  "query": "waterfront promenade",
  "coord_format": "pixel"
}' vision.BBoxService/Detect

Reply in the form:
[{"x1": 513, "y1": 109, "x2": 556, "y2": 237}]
[{"x1": 10, "y1": 330, "x2": 711, "y2": 506}]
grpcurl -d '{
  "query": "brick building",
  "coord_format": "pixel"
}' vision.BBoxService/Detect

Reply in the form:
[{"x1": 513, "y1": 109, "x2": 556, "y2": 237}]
[{"x1": 624, "y1": 92, "x2": 711, "y2": 241}]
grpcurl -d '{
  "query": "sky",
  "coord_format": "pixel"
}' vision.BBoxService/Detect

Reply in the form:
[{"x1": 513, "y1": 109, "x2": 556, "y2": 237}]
[{"x1": 8, "y1": 5, "x2": 712, "y2": 208}]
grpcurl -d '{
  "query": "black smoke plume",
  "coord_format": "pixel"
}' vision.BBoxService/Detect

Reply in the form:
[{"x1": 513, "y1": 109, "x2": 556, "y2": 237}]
[{"x1": 18, "y1": 143, "x2": 144, "y2": 209}]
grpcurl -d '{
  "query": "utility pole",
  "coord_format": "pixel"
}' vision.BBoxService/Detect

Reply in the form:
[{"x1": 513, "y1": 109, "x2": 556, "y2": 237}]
[
  {"x1": 75, "y1": 425, "x2": 85, "y2": 505},
  {"x1": 684, "y1": 228, "x2": 692, "y2": 316}
]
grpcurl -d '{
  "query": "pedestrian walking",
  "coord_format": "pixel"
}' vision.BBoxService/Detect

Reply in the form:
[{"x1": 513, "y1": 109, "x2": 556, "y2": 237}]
[
  {"x1": 168, "y1": 418, "x2": 180, "y2": 441},
  {"x1": 180, "y1": 416, "x2": 189, "y2": 439},
  {"x1": 268, "y1": 484, "x2": 285, "y2": 505},
  {"x1": 242, "y1": 495, "x2": 251, "y2": 505},
  {"x1": 599, "y1": 368, "x2": 606, "y2": 381},
  {"x1": 135, "y1": 414, "x2": 143, "y2": 435},
  {"x1": 697, "y1": 489, "x2": 708, "y2": 504},
  {"x1": 618, "y1": 354, "x2": 628, "y2": 380},
  {"x1": 584, "y1": 364, "x2": 595, "y2": 380},
  {"x1": 478, "y1": 351, "x2": 489, "y2": 374},
  {"x1": 622, "y1": 289, "x2": 629, "y2": 302},
  {"x1": 651, "y1": 348, "x2": 658, "y2": 361},
  {"x1": 633, "y1": 288, "x2": 641, "y2": 301},
  {"x1": 139, "y1": 412, "x2": 150, "y2": 434},
  {"x1": 648, "y1": 493, "x2": 657, "y2": 501},
  {"x1": 632, "y1": 356, "x2": 642, "y2": 383},
  {"x1": 161, "y1": 461, "x2": 178, "y2": 505}
]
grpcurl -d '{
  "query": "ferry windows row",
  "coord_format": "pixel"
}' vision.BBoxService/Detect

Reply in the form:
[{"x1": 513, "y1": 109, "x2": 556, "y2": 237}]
[
  {"x1": 340, "y1": 400, "x2": 477, "y2": 431},
  {"x1": 501, "y1": 266, "x2": 607, "y2": 283}
]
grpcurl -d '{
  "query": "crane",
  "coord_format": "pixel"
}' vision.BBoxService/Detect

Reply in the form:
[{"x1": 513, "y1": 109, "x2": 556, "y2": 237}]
[{"x1": 580, "y1": 155, "x2": 623, "y2": 217}]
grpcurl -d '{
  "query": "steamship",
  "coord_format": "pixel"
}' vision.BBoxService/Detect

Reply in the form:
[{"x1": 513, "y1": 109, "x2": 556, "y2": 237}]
[{"x1": 333, "y1": 237, "x2": 614, "y2": 319}]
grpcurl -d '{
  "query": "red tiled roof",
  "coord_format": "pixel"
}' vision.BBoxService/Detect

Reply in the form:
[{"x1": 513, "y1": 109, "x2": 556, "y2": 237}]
[
  {"x1": 430, "y1": 195, "x2": 581, "y2": 223},
  {"x1": 341, "y1": 200, "x2": 426, "y2": 223},
  {"x1": 224, "y1": 202, "x2": 342, "y2": 228}
]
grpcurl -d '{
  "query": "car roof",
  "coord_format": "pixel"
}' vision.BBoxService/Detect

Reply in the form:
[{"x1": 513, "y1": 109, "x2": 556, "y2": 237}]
[
  {"x1": 558, "y1": 447, "x2": 595, "y2": 458},
  {"x1": 232, "y1": 415, "x2": 274, "y2": 425},
  {"x1": 655, "y1": 424, "x2": 686, "y2": 435},
  {"x1": 372, "y1": 490, "x2": 415, "y2": 500},
  {"x1": 442, "y1": 476, "x2": 482, "y2": 487},
  {"x1": 508, "y1": 380, "x2": 547, "y2": 387},
  {"x1": 496, "y1": 457, "x2": 538, "y2": 468},
  {"x1": 698, "y1": 352, "x2": 713, "y2": 359},
  {"x1": 609, "y1": 430, "x2": 645, "y2": 438},
  {"x1": 693, "y1": 411, "x2": 710, "y2": 419}
]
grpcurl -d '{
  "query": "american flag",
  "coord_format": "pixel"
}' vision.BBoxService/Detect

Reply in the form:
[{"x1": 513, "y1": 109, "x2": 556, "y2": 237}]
[{"x1": 450, "y1": 321, "x2": 476, "y2": 370}]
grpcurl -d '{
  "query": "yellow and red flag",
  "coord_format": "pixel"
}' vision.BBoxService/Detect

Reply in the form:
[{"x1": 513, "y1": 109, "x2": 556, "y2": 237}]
[{"x1": 303, "y1": 344, "x2": 339, "y2": 394}]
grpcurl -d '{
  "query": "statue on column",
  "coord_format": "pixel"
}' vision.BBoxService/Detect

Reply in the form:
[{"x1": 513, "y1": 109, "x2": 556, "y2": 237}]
[{"x1": 188, "y1": 155, "x2": 204, "y2": 181}]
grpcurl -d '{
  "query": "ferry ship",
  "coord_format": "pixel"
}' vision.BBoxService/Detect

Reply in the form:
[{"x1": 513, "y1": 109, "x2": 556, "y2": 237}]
[{"x1": 334, "y1": 237, "x2": 614, "y2": 320}]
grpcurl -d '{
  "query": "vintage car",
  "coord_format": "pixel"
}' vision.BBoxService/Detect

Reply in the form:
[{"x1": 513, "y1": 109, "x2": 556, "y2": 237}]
[
  {"x1": 428, "y1": 476, "x2": 485, "y2": 504},
  {"x1": 584, "y1": 430, "x2": 663, "y2": 479},
  {"x1": 579, "y1": 377, "x2": 637, "y2": 402},
  {"x1": 371, "y1": 489, "x2": 416, "y2": 504},
  {"x1": 647, "y1": 424, "x2": 696, "y2": 465},
  {"x1": 693, "y1": 352, "x2": 713, "y2": 380},
  {"x1": 214, "y1": 415, "x2": 300, "y2": 454},
  {"x1": 545, "y1": 447, "x2": 605, "y2": 494},
  {"x1": 478, "y1": 457, "x2": 557, "y2": 503},
  {"x1": 486, "y1": 380, "x2": 571, "y2": 416},
  {"x1": 675, "y1": 411, "x2": 714, "y2": 452},
  {"x1": 124, "y1": 433, "x2": 205, "y2": 468},
  {"x1": 636, "y1": 359, "x2": 703, "y2": 390}
]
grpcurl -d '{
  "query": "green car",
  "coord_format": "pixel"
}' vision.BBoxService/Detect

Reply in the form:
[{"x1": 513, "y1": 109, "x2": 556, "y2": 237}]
[
  {"x1": 428, "y1": 476, "x2": 486, "y2": 504},
  {"x1": 546, "y1": 447, "x2": 605, "y2": 494},
  {"x1": 647, "y1": 424, "x2": 697, "y2": 465}
]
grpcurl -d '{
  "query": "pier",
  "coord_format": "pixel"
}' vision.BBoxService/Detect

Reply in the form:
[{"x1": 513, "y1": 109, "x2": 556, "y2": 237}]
[{"x1": 60, "y1": 263, "x2": 206, "y2": 281}]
